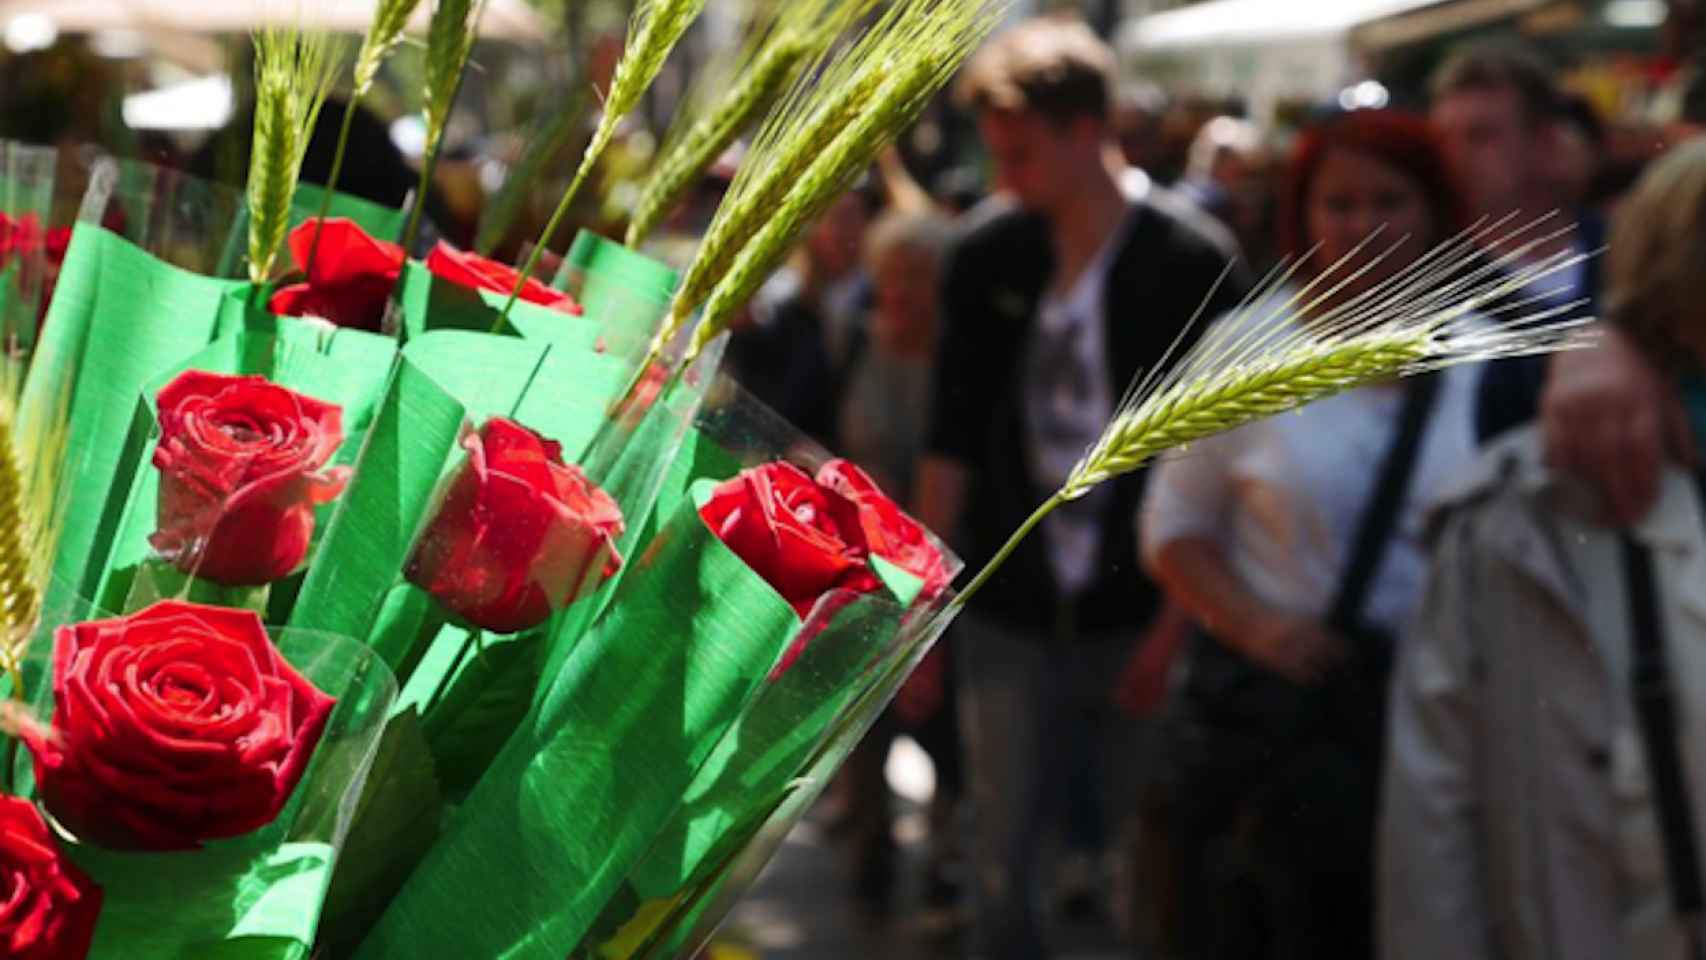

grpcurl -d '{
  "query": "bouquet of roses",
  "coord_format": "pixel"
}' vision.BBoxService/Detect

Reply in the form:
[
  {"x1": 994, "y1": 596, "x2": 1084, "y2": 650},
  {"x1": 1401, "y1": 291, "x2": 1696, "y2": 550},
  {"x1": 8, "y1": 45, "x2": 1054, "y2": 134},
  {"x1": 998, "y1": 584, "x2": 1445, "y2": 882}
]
[{"x1": 0, "y1": 0, "x2": 1590, "y2": 957}]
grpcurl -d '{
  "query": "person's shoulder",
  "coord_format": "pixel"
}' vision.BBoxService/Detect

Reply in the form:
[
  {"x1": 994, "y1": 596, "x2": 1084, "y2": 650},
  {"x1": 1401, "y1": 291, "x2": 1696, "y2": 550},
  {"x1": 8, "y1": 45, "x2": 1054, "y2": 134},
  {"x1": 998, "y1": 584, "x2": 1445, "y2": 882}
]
[
  {"x1": 1427, "y1": 426, "x2": 1603, "y2": 552},
  {"x1": 952, "y1": 195, "x2": 1047, "y2": 253},
  {"x1": 1130, "y1": 178, "x2": 1242, "y2": 264}
]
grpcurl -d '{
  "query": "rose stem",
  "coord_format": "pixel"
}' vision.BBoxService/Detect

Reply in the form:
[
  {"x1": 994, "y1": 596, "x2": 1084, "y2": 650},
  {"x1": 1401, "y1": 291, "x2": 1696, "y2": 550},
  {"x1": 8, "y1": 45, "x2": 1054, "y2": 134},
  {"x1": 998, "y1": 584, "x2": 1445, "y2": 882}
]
[
  {"x1": 3, "y1": 649, "x2": 26, "y2": 794},
  {"x1": 946, "y1": 493, "x2": 1064, "y2": 614},
  {"x1": 302, "y1": 102, "x2": 362, "y2": 277},
  {"x1": 423, "y1": 628, "x2": 483, "y2": 715}
]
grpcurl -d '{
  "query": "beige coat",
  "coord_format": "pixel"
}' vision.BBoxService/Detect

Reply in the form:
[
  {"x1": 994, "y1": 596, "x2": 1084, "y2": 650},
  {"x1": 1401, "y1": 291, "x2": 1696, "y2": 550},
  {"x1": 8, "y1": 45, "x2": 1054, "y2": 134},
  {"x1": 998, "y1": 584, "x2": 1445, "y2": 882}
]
[{"x1": 1381, "y1": 429, "x2": 1706, "y2": 960}]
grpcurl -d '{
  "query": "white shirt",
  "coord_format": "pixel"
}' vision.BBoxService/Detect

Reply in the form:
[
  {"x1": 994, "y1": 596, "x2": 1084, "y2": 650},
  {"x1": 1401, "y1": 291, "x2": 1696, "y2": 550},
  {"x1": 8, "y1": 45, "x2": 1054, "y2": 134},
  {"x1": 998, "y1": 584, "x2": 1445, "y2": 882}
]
[
  {"x1": 1141, "y1": 309, "x2": 1486, "y2": 635},
  {"x1": 1022, "y1": 170, "x2": 1149, "y2": 596}
]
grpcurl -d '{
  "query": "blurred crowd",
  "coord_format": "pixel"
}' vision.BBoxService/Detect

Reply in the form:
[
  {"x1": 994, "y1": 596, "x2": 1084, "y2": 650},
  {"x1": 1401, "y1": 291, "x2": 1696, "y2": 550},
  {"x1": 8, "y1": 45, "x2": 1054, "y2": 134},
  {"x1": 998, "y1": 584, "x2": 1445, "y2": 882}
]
[
  {"x1": 703, "y1": 14, "x2": 1706, "y2": 960},
  {"x1": 8, "y1": 7, "x2": 1706, "y2": 959}
]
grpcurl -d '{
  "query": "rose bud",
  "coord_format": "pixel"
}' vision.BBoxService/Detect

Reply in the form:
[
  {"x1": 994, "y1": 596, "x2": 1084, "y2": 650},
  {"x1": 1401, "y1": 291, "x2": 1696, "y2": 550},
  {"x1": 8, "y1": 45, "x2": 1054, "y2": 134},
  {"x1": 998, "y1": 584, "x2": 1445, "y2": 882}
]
[
  {"x1": 268, "y1": 218, "x2": 406, "y2": 332},
  {"x1": 814, "y1": 459, "x2": 954, "y2": 596},
  {"x1": 0, "y1": 795, "x2": 102, "y2": 958},
  {"x1": 405, "y1": 418, "x2": 624, "y2": 634},
  {"x1": 26, "y1": 600, "x2": 337, "y2": 851},
  {"x1": 150, "y1": 371, "x2": 352, "y2": 586},
  {"x1": 425, "y1": 242, "x2": 583, "y2": 315},
  {"x1": 698, "y1": 461, "x2": 876, "y2": 619}
]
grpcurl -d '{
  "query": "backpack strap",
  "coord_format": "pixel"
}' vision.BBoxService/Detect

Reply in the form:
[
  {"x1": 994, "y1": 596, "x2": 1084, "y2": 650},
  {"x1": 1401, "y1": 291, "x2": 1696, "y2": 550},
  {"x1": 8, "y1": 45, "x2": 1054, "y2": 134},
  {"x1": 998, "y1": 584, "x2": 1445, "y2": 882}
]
[
  {"x1": 1621, "y1": 528, "x2": 1706, "y2": 957},
  {"x1": 1326, "y1": 372, "x2": 1443, "y2": 634}
]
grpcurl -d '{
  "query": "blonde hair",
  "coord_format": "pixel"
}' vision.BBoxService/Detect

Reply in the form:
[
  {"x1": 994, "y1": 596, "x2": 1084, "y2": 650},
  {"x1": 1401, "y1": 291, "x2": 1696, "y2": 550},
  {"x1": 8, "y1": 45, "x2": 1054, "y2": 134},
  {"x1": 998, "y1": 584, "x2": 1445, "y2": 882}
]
[
  {"x1": 864, "y1": 209, "x2": 954, "y2": 274},
  {"x1": 1605, "y1": 138, "x2": 1706, "y2": 370}
]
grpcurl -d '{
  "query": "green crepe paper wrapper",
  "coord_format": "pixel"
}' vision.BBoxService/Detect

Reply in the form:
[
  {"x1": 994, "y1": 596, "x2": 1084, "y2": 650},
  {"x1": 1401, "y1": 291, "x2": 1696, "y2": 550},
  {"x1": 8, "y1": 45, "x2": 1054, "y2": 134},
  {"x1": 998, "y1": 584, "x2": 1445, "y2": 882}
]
[
  {"x1": 554, "y1": 229, "x2": 679, "y2": 356},
  {"x1": 577, "y1": 564, "x2": 929, "y2": 957},
  {"x1": 392, "y1": 258, "x2": 599, "y2": 349},
  {"x1": 385, "y1": 334, "x2": 719, "y2": 801},
  {"x1": 84, "y1": 317, "x2": 398, "y2": 618},
  {"x1": 649, "y1": 598, "x2": 956, "y2": 958},
  {"x1": 527, "y1": 335, "x2": 730, "y2": 712},
  {"x1": 353, "y1": 479, "x2": 831, "y2": 958},
  {"x1": 19, "y1": 225, "x2": 249, "y2": 602},
  {"x1": 291, "y1": 331, "x2": 721, "y2": 806},
  {"x1": 289, "y1": 183, "x2": 407, "y2": 244},
  {"x1": 12, "y1": 580, "x2": 398, "y2": 960}
]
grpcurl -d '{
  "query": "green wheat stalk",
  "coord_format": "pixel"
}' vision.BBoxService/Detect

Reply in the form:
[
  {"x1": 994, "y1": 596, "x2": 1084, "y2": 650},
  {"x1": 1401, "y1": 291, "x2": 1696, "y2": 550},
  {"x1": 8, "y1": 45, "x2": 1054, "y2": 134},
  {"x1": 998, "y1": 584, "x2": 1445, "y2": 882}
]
[
  {"x1": 0, "y1": 351, "x2": 69, "y2": 790},
  {"x1": 624, "y1": 32, "x2": 809, "y2": 248},
  {"x1": 681, "y1": 0, "x2": 1001, "y2": 361},
  {"x1": 248, "y1": 27, "x2": 345, "y2": 284},
  {"x1": 659, "y1": 1, "x2": 907, "y2": 339},
  {"x1": 949, "y1": 217, "x2": 1600, "y2": 610},
  {"x1": 624, "y1": 0, "x2": 869, "y2": 248},
  {"x1": 306, "y1": 0, "x2": 425, "y2": 270},
  {"x1": 402, "y1": 0, "x2": 485, "y2": 250},
  {"x1": 499, "y1": 0, "x2": 710, "y2": 323}
]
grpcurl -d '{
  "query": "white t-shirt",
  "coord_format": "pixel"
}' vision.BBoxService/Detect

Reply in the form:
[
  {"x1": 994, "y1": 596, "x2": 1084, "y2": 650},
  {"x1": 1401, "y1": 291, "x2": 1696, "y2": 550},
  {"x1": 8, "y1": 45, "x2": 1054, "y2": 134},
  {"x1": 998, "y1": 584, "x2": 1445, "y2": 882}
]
[
  {"x1": 1140, "y1": 311, "x2": 1486, "y2": 635},
  {"x1": 1023, "y1": 169, "x2": 1150, "y2": 596}
]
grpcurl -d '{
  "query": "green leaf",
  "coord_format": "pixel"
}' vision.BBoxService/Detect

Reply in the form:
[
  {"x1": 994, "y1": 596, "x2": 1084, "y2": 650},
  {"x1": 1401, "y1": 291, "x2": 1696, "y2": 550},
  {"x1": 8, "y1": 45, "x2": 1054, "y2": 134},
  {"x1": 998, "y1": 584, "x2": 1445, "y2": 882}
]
[{"x1": 315, "y1": 707, "x2": 442, "y2": 957}]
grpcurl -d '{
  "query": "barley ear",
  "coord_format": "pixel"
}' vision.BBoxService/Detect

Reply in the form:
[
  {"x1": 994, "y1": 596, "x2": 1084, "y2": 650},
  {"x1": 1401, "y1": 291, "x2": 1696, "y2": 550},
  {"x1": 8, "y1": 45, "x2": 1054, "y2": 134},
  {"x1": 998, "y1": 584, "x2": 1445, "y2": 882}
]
[
  {"x1": 661, "y1": 0, "x2": 982, "y2": 353},
  {"x1": 950, "y1": 218, "x2": 1596, "y2": 613},
  {"x1": 247, "y1": 27, "x2": 345, "y2": 284},
  {"x1": 0, "y1": 401, "x2": 36, "y2": 673},
  {"x1": 685, "y1": 0, "x2": 1002, "y2": 359},
  {"x1": 355, "y1": 0, "x2": 425, "y2": 97},
  {"x1": 625, "y1": 31, "x2": 809, "y2": 248},
  {"x1": 499, "y1": 0, "x2": 709, "y2": 324},
  {"x1": 403, "y1": 0, "x2": 484, "y2": 250}
]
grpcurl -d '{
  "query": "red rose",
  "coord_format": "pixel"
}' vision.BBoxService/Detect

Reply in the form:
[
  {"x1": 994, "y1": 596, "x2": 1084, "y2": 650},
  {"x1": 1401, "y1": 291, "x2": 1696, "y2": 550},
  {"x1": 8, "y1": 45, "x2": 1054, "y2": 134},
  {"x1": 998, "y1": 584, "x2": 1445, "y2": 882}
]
[
  {"x1": 150, "y1": 370, "x2": 351, "y2": 586},
  {"x1": 0, "y1": 795, "x2": 102, "y2": 958},
  {"x1": 26, "y1": 600, "x2": 337, "y2": 851},
  {"x1": 405, "y1": 418, "x2": 624, "y2": 634},
  {"x1": 268, "y1": 218, "x2": 405, "y2": 331},
  {"x1": 698, "y1": 462, "x2": 875, "y2": 619},
  {"x1": 815, "y1": 459, "x2": 954, "y2": 595},
  {"x1": 425, "y1": 242, "x2": 583, "y2": 315},
  {"x1": 44, "y1": 226, "x2": 69, "y2": 265}
]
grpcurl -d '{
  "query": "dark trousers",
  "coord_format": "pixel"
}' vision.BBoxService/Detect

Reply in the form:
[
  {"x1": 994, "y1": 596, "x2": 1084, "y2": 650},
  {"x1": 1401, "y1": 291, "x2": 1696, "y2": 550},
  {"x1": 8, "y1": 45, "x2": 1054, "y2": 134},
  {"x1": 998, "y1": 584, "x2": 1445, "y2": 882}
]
[{"x1": 1140, "y1": 631, "x2": 1390, "y2": 960}]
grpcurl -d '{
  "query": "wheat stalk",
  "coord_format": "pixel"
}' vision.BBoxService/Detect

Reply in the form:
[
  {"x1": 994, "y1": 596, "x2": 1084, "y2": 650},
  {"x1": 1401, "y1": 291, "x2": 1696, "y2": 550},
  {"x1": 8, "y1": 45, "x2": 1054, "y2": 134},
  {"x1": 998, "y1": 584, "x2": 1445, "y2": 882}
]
[
  {"x1": 682, "y1": 0, "x2": 1001, "y2": 361},
  {"x1": 657, "y1": 0, "x2": 913, "y2": 343},
  {"x1": 624, "y1": 31, "x2": 809, "y2": 248},
  {"x1": 498, "y1": 0, "x2": 709, "y2": 323},
  {"x1": 402, "y1": 0, "x2": 485, "y2": 250},
  {"x1": 355, "y1": 0, "x2": 424, "y2": 96},
  {"x1": 949, "y1": 217, "x2": 1598, "y2": 610},
  {"x1": 624, "y1": 0, "x2": 868, "y2": 248},
  {"x1": 247, "y1": 27, "x2": 345, "y2": 284},
  {"x1": 0, "y1": 395, "x2": 36, "y2": 675},
  {"x1": 307, "y1": 0, "x2": 425, "y2": 272}
]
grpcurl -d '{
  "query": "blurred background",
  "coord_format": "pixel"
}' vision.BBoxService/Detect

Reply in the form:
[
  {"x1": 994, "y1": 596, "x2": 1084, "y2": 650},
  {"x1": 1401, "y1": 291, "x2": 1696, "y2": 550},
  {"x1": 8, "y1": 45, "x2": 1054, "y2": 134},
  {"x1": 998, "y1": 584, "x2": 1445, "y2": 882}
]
[{"x1": 4, "y1": 2, "x2": 1701, "y2": 958}]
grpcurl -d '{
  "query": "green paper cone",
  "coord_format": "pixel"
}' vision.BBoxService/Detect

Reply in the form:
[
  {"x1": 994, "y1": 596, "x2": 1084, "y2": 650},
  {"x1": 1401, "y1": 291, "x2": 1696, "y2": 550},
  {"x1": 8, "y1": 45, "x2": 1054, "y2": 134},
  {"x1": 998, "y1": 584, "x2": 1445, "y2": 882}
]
[
  {"x1": 13, "y1": 582, "x2": 398, "y2": 960},
  {"x1": 353, "y1": 481, "x2": 805, "y2": 958},
  {"x1": 85, "y1": 319, "x2": 397, "y2": 618},
  {"x1": 555, "y1": 230, "x2": 679, "y2": 356}
]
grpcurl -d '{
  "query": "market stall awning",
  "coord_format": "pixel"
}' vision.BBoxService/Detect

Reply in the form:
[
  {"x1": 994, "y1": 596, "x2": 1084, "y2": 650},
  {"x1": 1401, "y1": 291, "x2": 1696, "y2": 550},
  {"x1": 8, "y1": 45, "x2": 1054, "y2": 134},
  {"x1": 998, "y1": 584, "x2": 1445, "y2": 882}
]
[
  {"x1": 1125, "y1": 0, "x2": 1447, "y2": 49},
  {"x1": 0, "y1": 0, "x2": 553, "y2": 44},
  {"x1": 1122, "y1": 0, "x2": 1552, "y2": 50}
]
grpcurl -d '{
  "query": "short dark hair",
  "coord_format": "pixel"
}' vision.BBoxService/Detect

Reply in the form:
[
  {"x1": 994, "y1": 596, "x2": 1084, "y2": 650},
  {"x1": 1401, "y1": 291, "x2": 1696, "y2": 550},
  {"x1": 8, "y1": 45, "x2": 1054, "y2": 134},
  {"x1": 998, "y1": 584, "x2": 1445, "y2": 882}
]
[
  {"x1": 1430, "y1": 43, "x2": 1560, "y2": 126},
  {"x1": 955, "y1": 17, "x2": 1116, "y2": 125}
]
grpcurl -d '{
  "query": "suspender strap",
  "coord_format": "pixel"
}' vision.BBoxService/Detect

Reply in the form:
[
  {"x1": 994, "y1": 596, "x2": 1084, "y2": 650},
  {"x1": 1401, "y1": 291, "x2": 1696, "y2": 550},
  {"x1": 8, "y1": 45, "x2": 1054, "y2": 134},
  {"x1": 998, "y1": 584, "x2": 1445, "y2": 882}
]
[
  {"x1": 1326, "y1": 373, "x2": 1443, "y2": 633},
  {"x1": 1620, "y1": 532, "x2": 1706, "y2": 948}
]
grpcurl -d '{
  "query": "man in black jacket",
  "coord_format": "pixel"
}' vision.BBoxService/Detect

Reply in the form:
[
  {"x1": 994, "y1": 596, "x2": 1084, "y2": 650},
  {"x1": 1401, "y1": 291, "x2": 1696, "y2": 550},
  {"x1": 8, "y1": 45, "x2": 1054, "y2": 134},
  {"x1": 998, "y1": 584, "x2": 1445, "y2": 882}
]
[{"x1": 914, "y1": 17, "x2": 1245, "y2": 959}]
